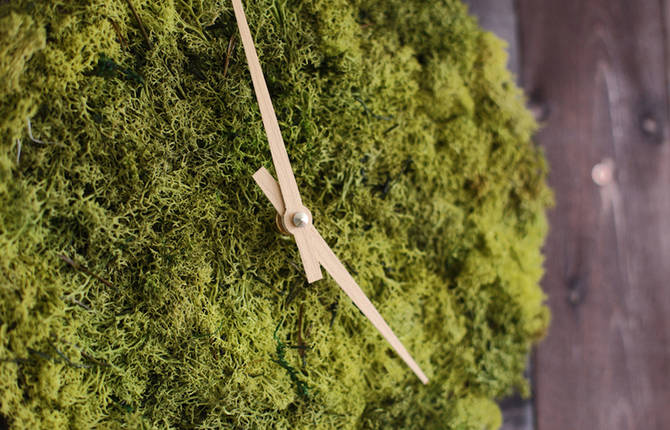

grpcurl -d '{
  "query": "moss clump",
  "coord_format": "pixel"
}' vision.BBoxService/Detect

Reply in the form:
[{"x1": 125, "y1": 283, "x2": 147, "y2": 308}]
[{"x1": 0, "y1": 1, "x2": 551, "y2": 428}]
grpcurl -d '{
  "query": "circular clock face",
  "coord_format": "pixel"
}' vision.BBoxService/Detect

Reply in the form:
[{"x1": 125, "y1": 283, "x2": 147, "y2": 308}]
[{"x1": 0, "y1": 1, "x2": 550, "y2": 429}]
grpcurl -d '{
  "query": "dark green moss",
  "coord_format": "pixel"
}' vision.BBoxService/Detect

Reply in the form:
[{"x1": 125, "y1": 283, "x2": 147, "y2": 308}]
[{"x1": 0, "y1": 1, "x2": 551, "y2": 428}]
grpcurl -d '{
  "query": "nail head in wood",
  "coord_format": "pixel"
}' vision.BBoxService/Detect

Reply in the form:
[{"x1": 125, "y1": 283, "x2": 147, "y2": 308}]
[{"x1": 591, "y1": 158, "x2": 614, "y2": 187}]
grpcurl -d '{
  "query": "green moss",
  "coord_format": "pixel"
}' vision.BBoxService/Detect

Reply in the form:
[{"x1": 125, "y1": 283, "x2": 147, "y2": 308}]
[{"x1": 0, "y1": 0, "x2": 551, "y2": 428}]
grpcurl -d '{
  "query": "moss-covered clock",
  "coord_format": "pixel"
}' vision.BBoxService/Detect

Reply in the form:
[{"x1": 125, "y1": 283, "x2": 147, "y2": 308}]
[{"x1": 0, "y1": 0, "x2": 551, "y2": 429}]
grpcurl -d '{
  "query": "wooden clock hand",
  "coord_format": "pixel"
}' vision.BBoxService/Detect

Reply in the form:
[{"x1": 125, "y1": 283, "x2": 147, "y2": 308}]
[
  {"x1": 253, "y1": 167, "x2": 429, "y2": 384},
  {"x1": 232, "y1": 0, "x2": 322, "y2": 283},
  {"x1": 307, "y1": 227, "x2": 429, "y2": 384}
]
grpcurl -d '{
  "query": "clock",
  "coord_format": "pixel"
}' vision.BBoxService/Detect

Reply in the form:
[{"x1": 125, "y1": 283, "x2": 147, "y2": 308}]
[{"x1": 0, "y1": 0, "x2": 550, "y2": 429}]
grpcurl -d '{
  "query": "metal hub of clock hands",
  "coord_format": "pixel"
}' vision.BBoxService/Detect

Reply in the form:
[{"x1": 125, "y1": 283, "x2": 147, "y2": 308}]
[{"x1": 232, "y1": 0, "x2": 429, "y2": 385}]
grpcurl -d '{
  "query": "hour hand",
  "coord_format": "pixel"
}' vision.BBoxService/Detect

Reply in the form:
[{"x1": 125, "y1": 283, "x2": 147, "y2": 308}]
[
  {"x1": 252, "y1": 169, "x2": 322, "y2": 283},
  {"x1": 252, "y1": 167, "x2": 429, "y2": 384}
]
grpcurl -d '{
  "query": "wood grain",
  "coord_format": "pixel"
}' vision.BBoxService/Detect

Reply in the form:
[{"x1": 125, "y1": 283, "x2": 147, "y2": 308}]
[{"x1": 517, "y1": 0, "x2": 670, "y2": 428}]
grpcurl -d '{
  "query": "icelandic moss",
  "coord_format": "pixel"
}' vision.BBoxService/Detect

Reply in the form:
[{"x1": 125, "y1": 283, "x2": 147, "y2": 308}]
[{"x1": 0, "y1": 1, "x2": 551, "y2": 428}]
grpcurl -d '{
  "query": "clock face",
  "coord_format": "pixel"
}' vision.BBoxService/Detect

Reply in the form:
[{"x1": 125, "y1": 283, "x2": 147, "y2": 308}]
[{"x1": 0, "y1": 1, "x2": 550, "y2": 429}]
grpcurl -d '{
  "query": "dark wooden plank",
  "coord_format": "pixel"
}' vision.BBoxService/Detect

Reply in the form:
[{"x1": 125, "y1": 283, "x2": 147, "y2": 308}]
[
  {"x1": 664, "y1": 2, "x2": 670, "y2": 112},
  {"x1": 517, "y1": 1, "x2": 670, "y2": 429},
  {"x1": 464, "y1": 3, "x2": 534, "y2": 430},
  {"x1": 497, "y1": 362, "x2": 534, "y2": 430}
]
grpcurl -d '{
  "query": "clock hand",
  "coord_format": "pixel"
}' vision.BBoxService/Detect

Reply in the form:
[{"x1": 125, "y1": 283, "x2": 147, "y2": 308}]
[
  {"x1": 253, "y1": 167, "x2": 429, "y2": 385},
  {"x1": 252, "y1": 167, "x2": 287, "y2": 215},
  {"x1": 232, "y1": 0, "x2": 322, "y2": 283},
  {"x1": 306, "y1": 227, "x2": 429, "y2": 384}
]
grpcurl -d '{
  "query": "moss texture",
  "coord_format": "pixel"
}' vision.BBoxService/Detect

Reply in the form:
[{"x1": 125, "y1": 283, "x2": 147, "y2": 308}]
[{"x1": 0, "y1": 1, "x2": 552, "y2": 428}]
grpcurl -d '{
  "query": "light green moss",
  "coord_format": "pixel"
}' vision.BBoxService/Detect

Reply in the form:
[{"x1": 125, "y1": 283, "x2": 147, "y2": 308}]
[{"x1": 0, "y1": 1, "x2": 551, "y2": 428}]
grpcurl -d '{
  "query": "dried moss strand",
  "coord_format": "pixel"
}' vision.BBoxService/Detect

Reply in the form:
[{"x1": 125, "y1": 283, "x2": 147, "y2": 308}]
[{"x1": 125, "y1": 0, "x2": 152, "y2": 49}]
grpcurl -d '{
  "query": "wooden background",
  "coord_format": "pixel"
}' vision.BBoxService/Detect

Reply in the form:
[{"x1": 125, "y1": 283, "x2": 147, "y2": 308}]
[{"x1": 465, "y1": 0, "x2": 670, "y2": 429}]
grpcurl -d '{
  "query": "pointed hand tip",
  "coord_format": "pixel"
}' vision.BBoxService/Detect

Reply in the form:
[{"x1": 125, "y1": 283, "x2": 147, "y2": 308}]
[
  {"x1": 416, "y1": 372, "x2": 429, "y2": 385},
  {"x1": 307, "y1": 272, "x2": 323, "y2": 283}
]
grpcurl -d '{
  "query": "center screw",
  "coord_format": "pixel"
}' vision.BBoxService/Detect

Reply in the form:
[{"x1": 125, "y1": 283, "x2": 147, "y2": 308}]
[{"x1": 292, "y1": 212, "x2": 310, "y2": 228}]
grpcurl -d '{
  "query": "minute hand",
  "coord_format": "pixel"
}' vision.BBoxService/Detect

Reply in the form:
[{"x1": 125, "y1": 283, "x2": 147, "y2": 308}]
[
  {"x1": 306, "y1": 225, "x2": 429, "y2": 384},
  {"x1": 231, "y1": 0, "x2": 322, "y2": 282}
]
